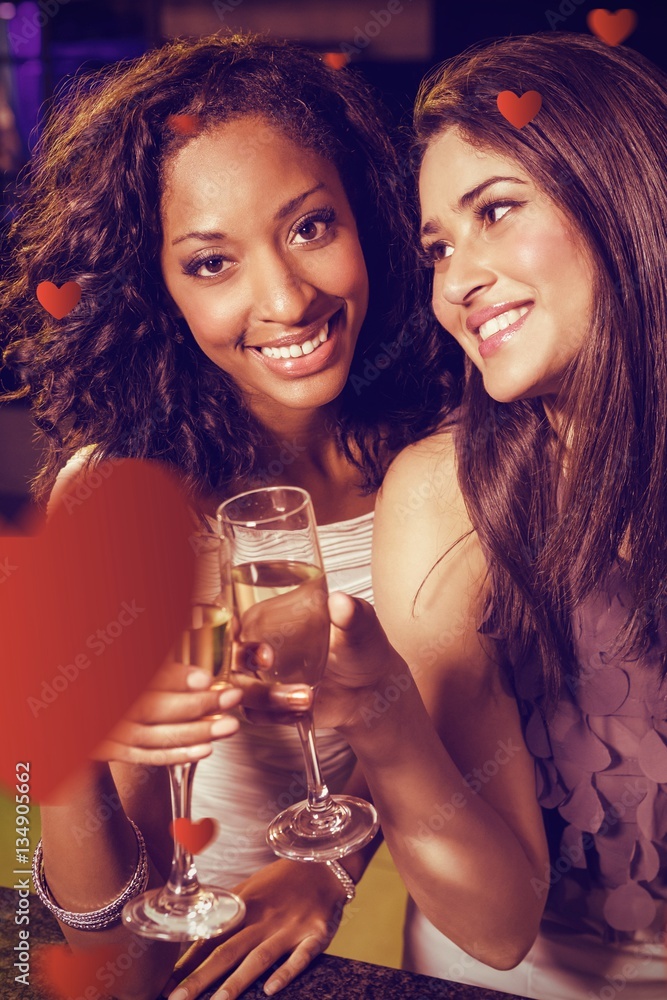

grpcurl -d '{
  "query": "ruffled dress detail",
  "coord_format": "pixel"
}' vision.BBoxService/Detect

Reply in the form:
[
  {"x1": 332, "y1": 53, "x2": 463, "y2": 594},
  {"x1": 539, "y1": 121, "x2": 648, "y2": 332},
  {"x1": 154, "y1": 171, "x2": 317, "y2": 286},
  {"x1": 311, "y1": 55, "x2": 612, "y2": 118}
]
[{"x1": 517, "y1": 563, "x2": 667, "y2": 937}]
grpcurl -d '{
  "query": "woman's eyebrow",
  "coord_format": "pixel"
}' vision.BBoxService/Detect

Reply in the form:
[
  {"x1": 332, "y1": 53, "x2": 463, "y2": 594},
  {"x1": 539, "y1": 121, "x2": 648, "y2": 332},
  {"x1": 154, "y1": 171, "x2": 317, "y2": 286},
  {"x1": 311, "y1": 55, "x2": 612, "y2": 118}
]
[
  {"x1": 171, "y1": 182, "x2": 327, "y2": 246},
  {"x1": 274, "y1": 182, "x2": 326, "y2": 221},
  {"x1": 420, "y1": 175, "x2": 527, "y2": 238}
]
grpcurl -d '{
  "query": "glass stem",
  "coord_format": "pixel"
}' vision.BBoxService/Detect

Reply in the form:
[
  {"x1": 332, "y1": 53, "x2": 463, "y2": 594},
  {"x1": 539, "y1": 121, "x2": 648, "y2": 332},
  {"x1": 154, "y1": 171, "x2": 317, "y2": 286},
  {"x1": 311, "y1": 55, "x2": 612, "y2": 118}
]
[
  {"x1": 165, "y1": 762, "x2": 200, "y2": 897},
  {"x1": 296, "y1": 714, "x2": 334, "y2": 815}
]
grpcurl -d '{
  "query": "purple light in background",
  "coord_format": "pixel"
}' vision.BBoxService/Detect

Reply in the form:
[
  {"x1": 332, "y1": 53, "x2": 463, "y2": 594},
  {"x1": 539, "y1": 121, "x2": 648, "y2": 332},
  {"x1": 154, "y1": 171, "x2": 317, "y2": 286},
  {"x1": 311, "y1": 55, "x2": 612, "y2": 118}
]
[
  {"x1": 0, "y1": 4, "x2": 18, "y2": 20},
  {"x1": 7, "y1": 2, "x2": 41, "y2": 58}
]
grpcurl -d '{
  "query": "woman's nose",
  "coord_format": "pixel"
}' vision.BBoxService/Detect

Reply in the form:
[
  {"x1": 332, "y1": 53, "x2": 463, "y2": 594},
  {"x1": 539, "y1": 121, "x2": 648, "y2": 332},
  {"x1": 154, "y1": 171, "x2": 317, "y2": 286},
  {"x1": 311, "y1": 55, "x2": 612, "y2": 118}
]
[
  {"x1": 440, "y1": 239, "x2": 496, "y2": 306},
  {"x1": 251, "y1": 251, "x2": 318, "y2": 326}
]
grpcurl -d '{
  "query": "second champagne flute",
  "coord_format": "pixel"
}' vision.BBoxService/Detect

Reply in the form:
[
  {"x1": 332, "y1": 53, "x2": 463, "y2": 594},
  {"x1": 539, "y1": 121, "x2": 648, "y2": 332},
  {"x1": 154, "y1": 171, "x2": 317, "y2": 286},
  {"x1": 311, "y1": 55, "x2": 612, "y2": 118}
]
[
  {"x1": 218, "y1": 486, "x2": 379, "y2": 862},
  {"x1": 122, "y1": 531, "x2": 246, "y2": 940}
]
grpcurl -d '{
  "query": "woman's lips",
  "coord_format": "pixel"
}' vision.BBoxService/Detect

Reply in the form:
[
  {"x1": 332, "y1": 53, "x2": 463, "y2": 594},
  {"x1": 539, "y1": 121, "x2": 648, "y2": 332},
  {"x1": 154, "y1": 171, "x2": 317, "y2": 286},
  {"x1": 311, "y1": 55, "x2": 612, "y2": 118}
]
[
  {"x1": 477, "y1": 305, "x2": 532, "y2": 359},
  {"x1": 249, "y1": 313, "x2": 341, "y2": 377}
]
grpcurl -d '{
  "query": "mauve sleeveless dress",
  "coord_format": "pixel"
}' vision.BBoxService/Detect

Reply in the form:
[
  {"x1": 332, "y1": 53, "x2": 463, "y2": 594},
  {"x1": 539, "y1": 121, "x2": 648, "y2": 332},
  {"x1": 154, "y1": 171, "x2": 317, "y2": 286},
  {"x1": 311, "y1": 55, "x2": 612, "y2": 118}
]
[{"x1": 404, "y1": 561, "x2": 667, "y2": 999}]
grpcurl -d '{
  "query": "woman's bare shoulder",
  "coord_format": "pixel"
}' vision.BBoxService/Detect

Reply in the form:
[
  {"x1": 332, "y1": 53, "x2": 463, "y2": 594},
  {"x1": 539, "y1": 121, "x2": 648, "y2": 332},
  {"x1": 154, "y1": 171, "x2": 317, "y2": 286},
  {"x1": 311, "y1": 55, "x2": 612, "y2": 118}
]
[{"x1": 378, "y1": 429, "x2": 465, "y2": 532}]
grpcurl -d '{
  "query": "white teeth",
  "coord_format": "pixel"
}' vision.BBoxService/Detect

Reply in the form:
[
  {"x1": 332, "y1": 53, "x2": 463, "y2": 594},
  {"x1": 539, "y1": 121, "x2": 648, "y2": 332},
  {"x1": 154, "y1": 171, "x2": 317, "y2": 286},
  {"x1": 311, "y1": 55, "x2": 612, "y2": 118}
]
[
  {"x1": 259, "y1": 320, "x2": 330, "y2": 360},
  {"x1": 478, "y1": 306, "x2": 529, "y2": 342}
]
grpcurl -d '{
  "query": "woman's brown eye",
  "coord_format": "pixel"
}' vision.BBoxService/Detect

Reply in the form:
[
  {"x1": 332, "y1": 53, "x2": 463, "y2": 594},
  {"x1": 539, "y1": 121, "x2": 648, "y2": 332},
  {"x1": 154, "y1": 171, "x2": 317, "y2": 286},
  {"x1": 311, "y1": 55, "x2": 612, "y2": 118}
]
[
  {"x1": 299, "y1": 221, "x2": 318, "y2": 240},
  {"x1": 202, "y1": 258, "x2": 223, "y2": 274}
]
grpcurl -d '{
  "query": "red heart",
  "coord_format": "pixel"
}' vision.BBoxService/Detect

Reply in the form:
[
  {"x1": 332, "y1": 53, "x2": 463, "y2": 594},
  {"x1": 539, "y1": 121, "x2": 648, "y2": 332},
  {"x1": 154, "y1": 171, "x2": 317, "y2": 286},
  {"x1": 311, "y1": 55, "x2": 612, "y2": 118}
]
[
  {"x1": 496, "y1": 91, "x2": 543, "y2": 129},
  {"x1": 36, "y1": 281, "x2": 82, "y2": 319},
  {"x1": 167, "y1": 114, "x2": 200, "y2": 136},
  {"x1": 36, "y1": 944, "x2": 124, "y2": 999},
  {"x1": 0, "y1": 460, "x2": 194, "y2": 802},
  {"x1": 587, "y1": 8, "x2": 637, "y2": 46},
  {"x1": 323, "y1": 52, "x2": 350, "y2": 70},
  {"x1": 170, "y1": 817, "x2": 218, "y2": 854}
]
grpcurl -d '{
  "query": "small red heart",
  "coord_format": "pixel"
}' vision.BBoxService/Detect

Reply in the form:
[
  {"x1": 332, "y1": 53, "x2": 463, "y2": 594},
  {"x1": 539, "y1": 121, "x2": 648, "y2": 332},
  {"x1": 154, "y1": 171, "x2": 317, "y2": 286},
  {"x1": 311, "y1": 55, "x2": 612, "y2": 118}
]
[
  {"x1": 496, "y1": 90, "x2": 543, "y2": 129},
  {"x1": 170, "y1": 817, "x2": 218, "y2": 854},
  {"x1": 587, "y1": 8, "x2": 637, "y2": 46},
  {"x1": 36, "y1": 281, "x2": 82, "y2": 320},
  {"x1": 167, "y1": 114, "x2": 200, "y2": 136},
  {"x1": 322, "y1": 52, "x2": 350, "y2": 70},
  {"x1": 0, "y1": 460, "x2": 194, "y2": 802},
  {"x1": 36, "y1": 943, "x2": 122, "y2": 999}
]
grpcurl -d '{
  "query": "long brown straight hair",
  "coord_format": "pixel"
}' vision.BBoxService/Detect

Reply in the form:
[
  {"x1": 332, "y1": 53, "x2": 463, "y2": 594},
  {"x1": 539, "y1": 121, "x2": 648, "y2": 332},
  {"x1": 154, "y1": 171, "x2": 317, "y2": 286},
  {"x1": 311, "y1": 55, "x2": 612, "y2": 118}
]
[{"x1": 414, "y1": 33, "x2": 667, "y2": 704}]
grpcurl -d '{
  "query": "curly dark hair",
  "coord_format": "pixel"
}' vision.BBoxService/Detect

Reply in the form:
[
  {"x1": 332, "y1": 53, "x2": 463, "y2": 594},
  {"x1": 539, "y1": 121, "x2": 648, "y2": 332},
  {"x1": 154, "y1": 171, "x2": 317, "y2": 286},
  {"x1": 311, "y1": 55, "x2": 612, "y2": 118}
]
[
  {"x1": 1, "y1": 33, "x2": 454, "y2": 506},
  {"x1": 414, "y1": 32, "x2": 667, "y2": 703}
]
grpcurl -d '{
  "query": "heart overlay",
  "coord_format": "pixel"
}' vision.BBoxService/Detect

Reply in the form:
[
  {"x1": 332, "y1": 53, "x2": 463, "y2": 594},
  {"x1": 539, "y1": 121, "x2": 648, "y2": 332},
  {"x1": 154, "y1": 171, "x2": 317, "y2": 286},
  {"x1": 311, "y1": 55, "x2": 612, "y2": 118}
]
[
  {"x1": 496, "y1": 90, "x2": 542, "y2": 129},
  {"x1": 36, "y1": 281, "x2": 82, "y2": 320},
  {"x1": 587, "y1": 9, "x2": 637, "y2": 46},
  {"x1": 36, "y1": 944, "x2": 127, "y2": 1000},
  {"x1": 166, "y1": 114, "x2": 200, "y2": 136},
  {"x1": 170, "y1": 817, "x2": 218, "y2": 854},
  {"x1": 0, "y1": 460, "x2": 194, "y2": 802}
]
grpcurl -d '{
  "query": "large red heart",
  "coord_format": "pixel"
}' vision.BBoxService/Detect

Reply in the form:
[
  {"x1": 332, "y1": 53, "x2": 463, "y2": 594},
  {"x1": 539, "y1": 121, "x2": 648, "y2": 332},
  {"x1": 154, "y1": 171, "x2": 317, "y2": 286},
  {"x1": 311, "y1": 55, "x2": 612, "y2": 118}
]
[
  {"x1": 496, "y1": 90, "x2": 542, "y2": 129},
  {"x1": 170, "y1": 817, "x2": 218, "y2": 854},
  {"x1": 36, "y1": 281, "x2": 82, "y2": 319},
  {"x1": 36, "y1": 941, "x2": 154, "y2": 999},
  {"x1": 587, "y1": 8, "x2": 637, "y2": 47},
  {"x1": 0, "y1": 460, "x2": 194, "y2": 802}
]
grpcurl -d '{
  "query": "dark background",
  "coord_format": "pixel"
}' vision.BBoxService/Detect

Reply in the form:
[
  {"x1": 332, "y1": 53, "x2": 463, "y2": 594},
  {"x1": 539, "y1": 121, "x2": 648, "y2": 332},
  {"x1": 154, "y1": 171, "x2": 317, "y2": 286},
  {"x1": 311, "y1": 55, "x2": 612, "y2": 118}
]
[{"x1": 1, "y1": 0, "x2": 666, "y2": 521}]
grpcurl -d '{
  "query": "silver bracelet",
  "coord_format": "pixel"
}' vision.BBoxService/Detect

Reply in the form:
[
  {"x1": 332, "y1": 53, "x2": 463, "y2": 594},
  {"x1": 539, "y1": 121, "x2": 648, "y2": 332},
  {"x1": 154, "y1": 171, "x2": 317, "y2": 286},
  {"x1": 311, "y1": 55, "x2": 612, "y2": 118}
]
[
  {"x1": 325, "y1": 860, "x2": 356, "y2": 902},
  {"x1": 32, "y1": 818, "x2": 150, "y2": 930}
]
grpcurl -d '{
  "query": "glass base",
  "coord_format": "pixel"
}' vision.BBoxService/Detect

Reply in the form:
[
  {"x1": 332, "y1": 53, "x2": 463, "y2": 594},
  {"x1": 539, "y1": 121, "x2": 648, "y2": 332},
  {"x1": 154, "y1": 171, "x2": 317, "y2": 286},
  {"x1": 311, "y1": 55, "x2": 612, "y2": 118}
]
[
  {"x1": 122, "y1": 884, "x2": 246, "y2": 942},
  {"x1": 267, "y1": 794, "x2": 379, "y2": 862}
]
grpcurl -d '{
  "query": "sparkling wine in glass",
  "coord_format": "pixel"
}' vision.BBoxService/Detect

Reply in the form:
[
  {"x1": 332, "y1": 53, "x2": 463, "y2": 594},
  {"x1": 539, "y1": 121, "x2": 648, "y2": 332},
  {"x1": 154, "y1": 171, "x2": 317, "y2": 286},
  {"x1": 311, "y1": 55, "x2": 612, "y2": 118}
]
[
  {"x1": 218, "y1": 487, "x2": 379, "y2": 862},
  {"x1": 122, "y1": 531, "x2": 246, "y2": 940}
]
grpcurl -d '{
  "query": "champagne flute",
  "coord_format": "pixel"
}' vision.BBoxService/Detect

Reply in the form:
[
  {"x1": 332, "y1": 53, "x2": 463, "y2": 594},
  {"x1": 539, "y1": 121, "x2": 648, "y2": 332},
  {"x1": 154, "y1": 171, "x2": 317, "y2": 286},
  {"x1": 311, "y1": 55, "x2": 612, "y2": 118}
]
[
  {"x1": 218, "y1": 486, "x2": 379, "y2": 862},
  {"x1": 122, "y1": 530, "x2": 246, "y2": 940}
]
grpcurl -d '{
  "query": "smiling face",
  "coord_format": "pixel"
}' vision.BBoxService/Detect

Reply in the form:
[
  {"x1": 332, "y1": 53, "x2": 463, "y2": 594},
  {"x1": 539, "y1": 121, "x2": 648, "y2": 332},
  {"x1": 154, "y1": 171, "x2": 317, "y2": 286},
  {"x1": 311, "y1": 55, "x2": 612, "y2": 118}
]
[
  {"x1": 160, "y1": 116, "x2": 368, "y2": 426},
  {"x1": 419, "y1": 130, "x2": 595, "y2": 408}
]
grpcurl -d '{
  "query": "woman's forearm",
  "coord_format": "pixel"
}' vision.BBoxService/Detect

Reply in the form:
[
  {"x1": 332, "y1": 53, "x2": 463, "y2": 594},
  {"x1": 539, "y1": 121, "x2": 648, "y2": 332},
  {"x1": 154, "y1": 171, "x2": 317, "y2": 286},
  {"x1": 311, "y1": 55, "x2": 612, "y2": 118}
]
[
  {"x1": 40, "y1": 761, "x2": 179, "y2": 1000},
  {"x1": 341, "y1": 677, "x2": 544, "y2": 970}
]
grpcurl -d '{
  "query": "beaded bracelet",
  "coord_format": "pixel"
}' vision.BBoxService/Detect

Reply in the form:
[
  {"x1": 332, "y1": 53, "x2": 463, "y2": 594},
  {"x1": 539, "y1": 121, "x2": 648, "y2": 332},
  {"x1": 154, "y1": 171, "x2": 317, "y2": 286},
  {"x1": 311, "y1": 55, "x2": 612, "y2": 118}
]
[
  {"x1": 326, "y1": 860, "x2": 357, "y2": 902},
  {"x1": 32, "y1": 818, "x2": 150, "y2": 931}
]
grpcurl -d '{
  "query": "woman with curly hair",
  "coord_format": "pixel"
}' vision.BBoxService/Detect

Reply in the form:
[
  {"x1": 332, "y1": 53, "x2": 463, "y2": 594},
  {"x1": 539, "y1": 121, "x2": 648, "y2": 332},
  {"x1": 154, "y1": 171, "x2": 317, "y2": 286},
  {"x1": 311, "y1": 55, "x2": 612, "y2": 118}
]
[{"x1": 0, "y1": 33, "x2": 451, "y2": 1000}]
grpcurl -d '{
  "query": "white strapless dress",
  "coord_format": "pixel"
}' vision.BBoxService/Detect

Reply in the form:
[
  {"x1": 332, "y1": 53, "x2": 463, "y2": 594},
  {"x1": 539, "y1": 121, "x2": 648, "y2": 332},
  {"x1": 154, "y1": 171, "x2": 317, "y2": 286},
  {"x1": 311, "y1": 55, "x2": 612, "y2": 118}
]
[{"x1": 192, "y1": 510, "x2": 374, "y2": 886}]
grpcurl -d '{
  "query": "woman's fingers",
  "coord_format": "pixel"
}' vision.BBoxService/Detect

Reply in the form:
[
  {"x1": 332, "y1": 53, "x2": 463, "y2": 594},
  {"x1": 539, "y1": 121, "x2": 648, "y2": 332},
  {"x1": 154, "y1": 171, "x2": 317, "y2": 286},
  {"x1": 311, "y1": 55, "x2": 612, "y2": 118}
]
[
  {"x1": 167, "y1": 926, "x2": 265, "y2": 999},
  {"x1": 168, "y1": 930, "x2": 322, "y2": 1000},
  {"x1": 126, "y1": 684, "x2": 242, "y2": 725},
  {"x1": 262, "y1": 933, "x2": 330, "y2": 995},
  {"x1": 90, "y1": 739, "x2": 214, "y2": 766},
  {"x1": 232, "y1": 674, "x2": 312, "y2": 712},
  {"x1": 109, "y1": 713, "x2": 239, "y2": 749}
]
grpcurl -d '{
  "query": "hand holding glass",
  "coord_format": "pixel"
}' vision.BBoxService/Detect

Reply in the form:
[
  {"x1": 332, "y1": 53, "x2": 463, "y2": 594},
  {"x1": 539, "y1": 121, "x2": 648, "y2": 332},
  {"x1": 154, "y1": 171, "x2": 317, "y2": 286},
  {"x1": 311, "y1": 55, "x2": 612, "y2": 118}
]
[
  {"x1": 218, "y1": 487, "x2": 379, "y2": 861},
  {"x1": 122, "y1": 531, "x2": 245, "y2": 940}
]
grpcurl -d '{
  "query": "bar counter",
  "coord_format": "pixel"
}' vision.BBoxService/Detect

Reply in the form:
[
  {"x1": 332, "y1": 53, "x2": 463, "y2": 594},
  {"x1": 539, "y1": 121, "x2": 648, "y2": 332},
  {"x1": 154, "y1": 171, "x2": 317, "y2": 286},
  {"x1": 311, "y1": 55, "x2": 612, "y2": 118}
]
[{"x1": 0, "y1": 887, "x2": 529, "y2": 1000}]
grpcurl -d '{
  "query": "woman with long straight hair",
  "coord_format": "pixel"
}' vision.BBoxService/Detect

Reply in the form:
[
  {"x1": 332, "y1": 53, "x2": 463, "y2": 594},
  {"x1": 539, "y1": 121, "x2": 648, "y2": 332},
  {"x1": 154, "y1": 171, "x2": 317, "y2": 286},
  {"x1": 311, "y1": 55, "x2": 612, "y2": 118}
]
[{"x1": 309, "y1": 30, "x2": 667, "y2": 1000}]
